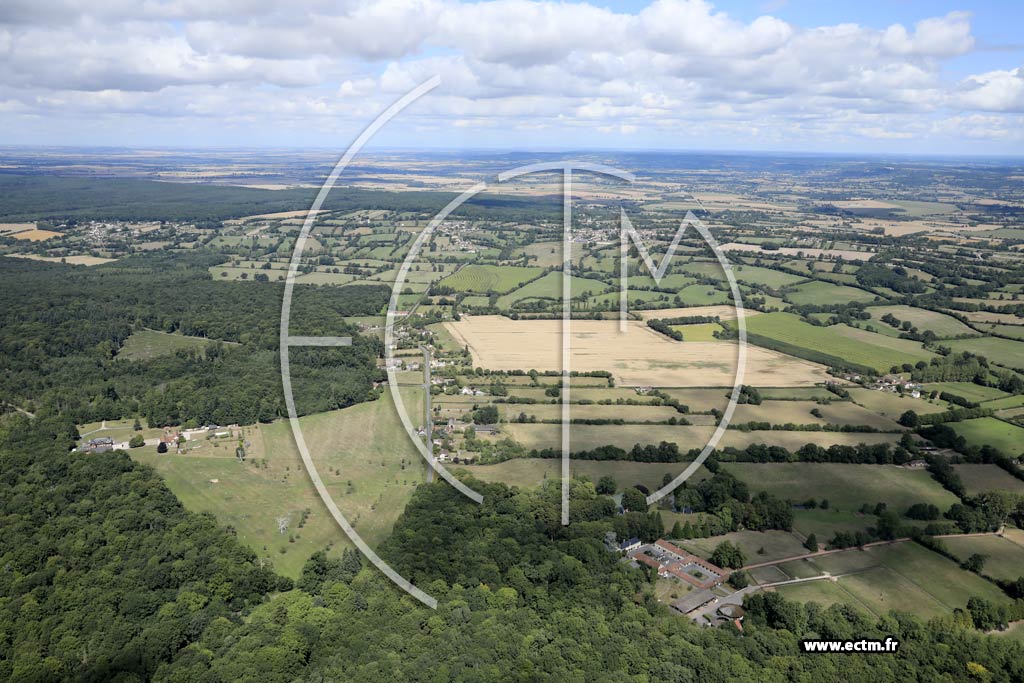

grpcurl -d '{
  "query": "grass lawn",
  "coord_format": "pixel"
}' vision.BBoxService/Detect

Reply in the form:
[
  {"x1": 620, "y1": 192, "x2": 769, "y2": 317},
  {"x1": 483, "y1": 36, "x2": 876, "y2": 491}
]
[
  {"x1": 941, "y1": 533, "x2": 1024, "y2": 582},
  {"x1": 130, "y1": 389, "x2": 425, "y2": 578},
  {"x1": 953, "y1": 464, "x2": 1024, "y2": 495},
  {"x1": 118, "y1": 329, "x2": 227, "y2": 361},
  {"x1": 741, "y1": 312, "x2": 934, "y2": 373},
  {"x1": 440, "y1": 264, "x2": 544, "y2": 293},
  {"x1": 722, "y1": 463, "x2": 958, "y2": 514},
  {"x1": 784, "y1": 280, "x2": 877, "y2": 306},
  {"x1": 950, "y1": 417, "x2": 1024, "y2": 456},
  {"x1": 865, "y1": 305, "x2": 976, "y2": 339}
]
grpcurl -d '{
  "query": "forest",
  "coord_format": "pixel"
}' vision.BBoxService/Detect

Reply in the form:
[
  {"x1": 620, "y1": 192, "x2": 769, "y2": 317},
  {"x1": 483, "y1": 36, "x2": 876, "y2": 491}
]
[
  {"x1": 2, "y1": 414, "x2": 1023, "y2": 682},
  {"x1": 0, "y1": 253, "x2": 387, "y2": 425}
]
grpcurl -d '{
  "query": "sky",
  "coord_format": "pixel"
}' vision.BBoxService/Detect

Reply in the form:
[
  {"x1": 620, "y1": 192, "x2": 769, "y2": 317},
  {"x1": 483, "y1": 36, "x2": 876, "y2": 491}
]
[{"x1": 1, "y1": 0, "x2": 1023, "y2": 155}]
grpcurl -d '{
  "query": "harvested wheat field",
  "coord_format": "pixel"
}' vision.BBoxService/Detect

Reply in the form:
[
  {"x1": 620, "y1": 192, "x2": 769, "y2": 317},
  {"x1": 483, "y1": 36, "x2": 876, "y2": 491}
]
[{"x1": 444, "y1": 315, "x2": 827, "y2": 387}]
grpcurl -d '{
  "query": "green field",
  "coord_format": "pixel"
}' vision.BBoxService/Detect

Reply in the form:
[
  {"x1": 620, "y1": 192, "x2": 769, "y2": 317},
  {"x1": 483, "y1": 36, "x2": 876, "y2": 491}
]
[
  {"x1": 118, "y1": 329, "x2": 228, "y2": 360},
  {"x1": 953, "y1": 464, "x2": 1024, "y2": 495},
  {"x1": 731, "y1": 265, "x2": 807, "y2": 288},
  {"x1": 949, "y1": 417, "x2": 1024, "y2": 455},
  {"x1": 732, "y1": 400, "x2": 901, "y2": 430},
  {"x1": 129, "y1": 389, "x2": 425, "y2": 577},
  {"x1": 459, "y1": 458, "x2": 710, "y2": 493},
  {"x1": 848, "y1": 388, "x2": 950, "y2": 417},
  {"x1": 923, "y1": 382, "x2": 1009, "y2": 403},
  {"x1": 722, "y1": 463, "x2": 958, "y2": 514},
  {"x1": 865, "y1": 305, "x2": 976, "y2": 339},
  {"x1": 945, "y1": 336, "x2": 1024, "y2": 370},
  {"x1": 740, "y1": 312, "x2": 934, "y2": 373},
  {"x1": 681, "y1": 530, "x2": 808, "y2": 565},
  {"x1": 777, "y1": 541, "x2": 1008, "y2": 619},
  {"x1": 941, "y1": 532, "x2": 1024, "y2": 582},
  {"x1": 784, "y1": 280, "x2": 877, "y2": 306},
  {"x1": 498, "y1": 271, "x2": 609, "y2": 307},
  {"x1": 500, "y1": 423, "x2": 902, "y2": 452},
  {"x1": 670, "y1": 322, "x2": 725, "y2": 341},
  {"x1": 440, "y1": 264, "x2": 544, "y2": 293},
  {"x1": 677, "y1": 284, "x2": 731, "y2": 305}
]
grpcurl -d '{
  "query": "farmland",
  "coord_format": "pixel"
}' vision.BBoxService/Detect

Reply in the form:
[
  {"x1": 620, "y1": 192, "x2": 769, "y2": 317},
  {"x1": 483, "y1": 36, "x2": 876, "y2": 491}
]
[
  {"x1": 865, "y1": 305, "x2": 977, "y2": 339},
  {"x1": 953, "y1": 464, "x2": 1024, "y2": 495},
  {"x1": 778, "y1": 542, "x2": 1008, "y2": 620},
  {"x1": 721, "y1": 463, "x2": 959, "y2": 514},
  {"x1": 445, "y1": 315, "x2": 829, "y2": 387},
  {"x1": 440, "y1": 264, "x2": 544, "y2": 293},
  {"x1": 949, "y1": 417, "x2": 1024, "y2": 455},
  {"x1": 130, "y1": 389, "x2": 425, "y2": 577},
  {"x1": 739, "y1": 312, "x2": 935, "y2": 373}
]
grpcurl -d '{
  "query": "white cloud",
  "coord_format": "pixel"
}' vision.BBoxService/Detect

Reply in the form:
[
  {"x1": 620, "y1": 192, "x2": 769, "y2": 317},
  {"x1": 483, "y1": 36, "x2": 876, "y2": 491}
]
[{"x1": 0, "y1": 0, "x2": 1019, "y2": 152}]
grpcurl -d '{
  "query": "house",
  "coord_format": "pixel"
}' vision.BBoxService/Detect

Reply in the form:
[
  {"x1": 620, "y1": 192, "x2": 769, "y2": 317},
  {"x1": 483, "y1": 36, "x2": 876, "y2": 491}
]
[
  {"x1": 474, "y1": 424, "x2": 499, "y2": 435},
  {"x1": 618, "y1": 537, "x2": 642, "y2": 553},
  {"x1": 905, "y1": 459, "x2": 928, "y2": 468},
  {"x1": 670, "y1": 589, "x2": 718, "y2": 615},
  {"x1": 82, "y1": 436, "x2": 114, "y2": 453}
]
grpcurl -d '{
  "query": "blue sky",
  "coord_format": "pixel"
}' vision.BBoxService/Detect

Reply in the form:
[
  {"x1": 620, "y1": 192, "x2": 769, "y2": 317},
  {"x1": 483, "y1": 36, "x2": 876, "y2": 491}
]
[{"x1": 0, "y1": 0, "x2": 1021, "y2": 154}]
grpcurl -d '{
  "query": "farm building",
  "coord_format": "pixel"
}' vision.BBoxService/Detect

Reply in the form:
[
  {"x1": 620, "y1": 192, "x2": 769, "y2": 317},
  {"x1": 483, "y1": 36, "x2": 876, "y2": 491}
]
[{"x1": 81, "y1": 437, "x2": 114, "y2": 453}]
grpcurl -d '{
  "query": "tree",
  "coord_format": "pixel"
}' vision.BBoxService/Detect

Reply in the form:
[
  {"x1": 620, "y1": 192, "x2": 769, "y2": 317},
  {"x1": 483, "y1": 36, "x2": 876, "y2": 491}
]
[
  {"x1": 710, "y1": 541, "x2": 745, "y2": 569},
  {"x1": 596, "y1": 475, "x2": 617, "y2": 495},
  {"x1": 804, "y1": 533, "x2": 818, "y2": 552},
  {"x1": 898, "y1": 410, "x2": 919, "y2": 428},
  {"x1": 962, "y1": 553, "x2": 987, "y2": 573},
  {"x1": 473, "y1": 405, "x2": 499, "y2": 425},
  {"x1": 156, "y1": 441, "x2": 168, "y2": 453},
  {"x1": 128, "y1": 434, "x2": 145, "y2": 448},
  {"x1": 621, "y1": 487, "x2": 648, "y2": 513}
]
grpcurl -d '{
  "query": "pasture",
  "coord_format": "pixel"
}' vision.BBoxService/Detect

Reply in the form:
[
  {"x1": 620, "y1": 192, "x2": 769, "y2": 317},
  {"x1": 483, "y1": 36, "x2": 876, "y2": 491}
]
[
  {"x1": 952, "y1": 464, "x2": 1024, "y2": 495},
  {"x1": 776, "y1": 541, "x2": 1008, "y2": 619},
  {"x1": 924, "y1": 382, "x2": 1009, "y2": 403},
  {"x1": 784, "y1": 280, "x2": 876, "y2": 306},
  {"x1": 670, "y1": 322, "x2": 725, "y2": 341},
  {"x1": 865, "y1": 305, "x2": 976, "y2": 339},
  {"x1": 949, "y1": 417, "x2": 1024, "y2": 455},
  {"x1": 440, "y1": 264, "x2": 543, "y2": 293},
  {"x1": 130, "y1": 389, "x2": 425, "y2": 577},
  {"x1": 945, "y1": 337, "x2": 1024, "y2": 370},
  {"x1": 848, "y1": 388, "x2": 950, "y2": 416},
  {"x1": 497, "y1": 271, "x2": 609, "y2": 306},
  {"x1": 741, "y1": 312, "x2": 934, "y2": 373},
  {"x1": 682, "y1": 530, "x2": 808, "y2": 565},
  {"x1": 499, "y1": 422, "x2": 902, "y2": 452},
  {"x1": 458, "y1": 458, "x2": 710, "y2": 492},
  {"x1": 941, "y1": 533, "x2": 1024, "y2": 582},
  {"x1": 721, "y1": 463, "x2": 958, "y2": 514},
  {"x1": 444, "y1": 315, "x2": 828, "y2": 387}
]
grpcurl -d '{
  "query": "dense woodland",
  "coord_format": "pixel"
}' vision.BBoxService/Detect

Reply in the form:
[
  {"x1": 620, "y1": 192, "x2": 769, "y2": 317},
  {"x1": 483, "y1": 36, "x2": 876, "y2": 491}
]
[
  {"x1": 0, "y1": 254, "x2": 387, "y2": 425},
  {"x1": 2, "y1": 416, "x2": 1023, "y2": 682}
]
